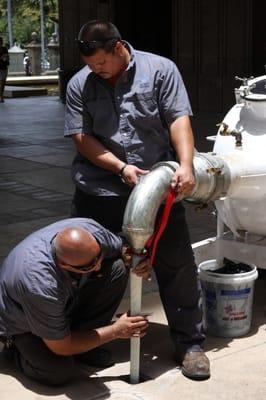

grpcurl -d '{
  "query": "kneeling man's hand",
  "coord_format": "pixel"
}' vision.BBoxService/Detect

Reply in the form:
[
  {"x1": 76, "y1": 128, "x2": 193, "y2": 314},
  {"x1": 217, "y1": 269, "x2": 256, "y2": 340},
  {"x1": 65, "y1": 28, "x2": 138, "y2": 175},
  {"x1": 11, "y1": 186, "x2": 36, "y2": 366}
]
[{"x1": 133, "y1": 258, "x2": 152, "y2": 281}]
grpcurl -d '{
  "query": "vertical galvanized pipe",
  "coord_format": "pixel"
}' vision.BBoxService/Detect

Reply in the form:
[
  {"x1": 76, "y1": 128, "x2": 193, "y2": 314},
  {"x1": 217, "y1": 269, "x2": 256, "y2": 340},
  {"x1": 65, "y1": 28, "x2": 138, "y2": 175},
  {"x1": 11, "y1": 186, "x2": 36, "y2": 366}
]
[
  {"x1": 129, "y1": 254, "x2": 142, "y2": 384},
  {"x1": 123, "y1": 162, "x2": 178, "y2": 384}
]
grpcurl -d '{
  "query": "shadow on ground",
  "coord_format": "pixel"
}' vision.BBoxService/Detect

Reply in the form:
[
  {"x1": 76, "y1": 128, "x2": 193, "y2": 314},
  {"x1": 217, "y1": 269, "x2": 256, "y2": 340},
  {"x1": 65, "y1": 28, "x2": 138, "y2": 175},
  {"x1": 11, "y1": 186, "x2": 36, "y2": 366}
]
[{"x1": 1, "y1": 278, "x2": 265, "y2": 400}]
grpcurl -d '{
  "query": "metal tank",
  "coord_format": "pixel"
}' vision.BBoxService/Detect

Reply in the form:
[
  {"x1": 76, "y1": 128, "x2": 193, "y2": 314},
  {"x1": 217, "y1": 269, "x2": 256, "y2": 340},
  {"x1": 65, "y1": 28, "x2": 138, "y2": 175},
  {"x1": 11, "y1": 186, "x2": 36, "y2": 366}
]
[
  {"x1": 212, "y1": 75, "x2": 266, "y2": 236},
  {"x1": 190, "y1": 75, "x2": 266, "y2": 268}
]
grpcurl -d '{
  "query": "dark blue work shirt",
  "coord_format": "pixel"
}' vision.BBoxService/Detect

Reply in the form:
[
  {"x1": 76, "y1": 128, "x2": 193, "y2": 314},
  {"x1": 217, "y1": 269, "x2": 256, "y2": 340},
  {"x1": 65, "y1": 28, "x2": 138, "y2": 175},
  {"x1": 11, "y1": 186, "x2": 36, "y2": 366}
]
[
  {"x1": 64, "y1": 43, "x2": 192, "y2": 196},
  {"x1": 0, "y1": 218, "x2": 123, "y2": 339}
]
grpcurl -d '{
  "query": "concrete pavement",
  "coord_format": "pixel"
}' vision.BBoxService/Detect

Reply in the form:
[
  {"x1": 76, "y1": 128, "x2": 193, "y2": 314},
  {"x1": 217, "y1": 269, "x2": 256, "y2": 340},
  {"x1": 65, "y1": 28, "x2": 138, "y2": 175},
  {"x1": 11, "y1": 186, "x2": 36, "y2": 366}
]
[{"x1": 0, "y1": 96, "x2": 265, "y2": 400}]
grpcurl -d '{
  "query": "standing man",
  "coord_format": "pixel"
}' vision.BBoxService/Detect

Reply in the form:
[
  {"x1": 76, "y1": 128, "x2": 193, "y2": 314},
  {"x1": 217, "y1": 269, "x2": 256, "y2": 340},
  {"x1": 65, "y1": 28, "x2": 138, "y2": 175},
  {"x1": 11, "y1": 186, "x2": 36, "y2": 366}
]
[
  {"x1": 64, "y1": 20, "x2": 210, "y2": 380},
  {"x1": 0, "y1": 218, "x2": 149, "y2": 386},
  {"x1": 0, "y1": 37, "x2": 9, "y2": 103}
]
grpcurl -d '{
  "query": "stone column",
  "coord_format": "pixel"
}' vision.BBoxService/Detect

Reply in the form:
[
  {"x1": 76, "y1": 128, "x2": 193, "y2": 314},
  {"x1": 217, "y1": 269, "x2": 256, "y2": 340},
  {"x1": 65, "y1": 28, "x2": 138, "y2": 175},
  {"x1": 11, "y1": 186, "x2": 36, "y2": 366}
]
[
  {"x1": 47, "y1": 33, "x2": 59, "y2": 71},
  {"x1": 8, "y1": 43, "x2": 25, "y2": 75},
  {"x1": 26, "y1": 32, "x2": 41, "y2": 75}
]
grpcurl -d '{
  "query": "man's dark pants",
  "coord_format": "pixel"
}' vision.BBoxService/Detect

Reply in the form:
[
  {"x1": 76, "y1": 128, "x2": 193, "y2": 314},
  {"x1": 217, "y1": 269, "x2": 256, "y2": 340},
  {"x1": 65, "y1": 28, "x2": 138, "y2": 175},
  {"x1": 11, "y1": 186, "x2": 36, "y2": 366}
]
[
  {"x1": 6, "y1": 259, "x2": 128, "y2": 386},
  {"x1": 72, "y1": 188, "x2": 205, "y2": 357}
]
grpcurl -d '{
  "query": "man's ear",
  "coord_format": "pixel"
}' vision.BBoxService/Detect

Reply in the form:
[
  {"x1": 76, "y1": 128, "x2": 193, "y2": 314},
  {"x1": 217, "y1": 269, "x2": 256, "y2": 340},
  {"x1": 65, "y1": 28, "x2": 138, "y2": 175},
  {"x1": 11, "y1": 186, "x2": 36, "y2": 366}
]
[{"x1": 114, "y1": 41, "x2": 124, "y2": 55}]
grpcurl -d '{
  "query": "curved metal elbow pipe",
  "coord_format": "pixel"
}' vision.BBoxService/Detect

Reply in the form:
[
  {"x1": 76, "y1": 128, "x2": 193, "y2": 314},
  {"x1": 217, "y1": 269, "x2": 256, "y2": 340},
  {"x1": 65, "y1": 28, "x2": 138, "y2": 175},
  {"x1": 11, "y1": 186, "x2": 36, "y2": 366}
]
[
  {"x1": 122, "y1": 161, "x2": 179, "y2": 251},
  {"x1": 122, "y1": 154, "x2": 231, "y2": 252}
]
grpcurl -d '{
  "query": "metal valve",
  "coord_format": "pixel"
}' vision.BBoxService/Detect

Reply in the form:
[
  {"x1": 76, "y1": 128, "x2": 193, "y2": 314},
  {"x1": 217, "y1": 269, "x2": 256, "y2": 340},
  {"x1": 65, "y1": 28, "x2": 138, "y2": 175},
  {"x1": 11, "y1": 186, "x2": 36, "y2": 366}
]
[
  {"x1": 216, "y1": 122, "x2": 231, "y2": 135},
  {"x1": 235, "y1": 76, "x2": 254, "y2": 85},
  {"x1": 235, "y1": 76, "x2": 255, "y2": 97},
  {"x1": 217, "y1": 122, "x2": 242, "y2": 148},
  {"x1": 206, "y1": 167, "x2": 222, "y2": 174}
]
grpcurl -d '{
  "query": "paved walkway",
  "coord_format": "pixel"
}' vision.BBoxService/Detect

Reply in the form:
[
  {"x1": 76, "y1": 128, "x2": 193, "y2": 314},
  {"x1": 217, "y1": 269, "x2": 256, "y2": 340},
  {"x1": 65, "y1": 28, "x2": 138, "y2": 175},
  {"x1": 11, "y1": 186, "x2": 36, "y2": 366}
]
[{"x1": 0, "y1": 96, "x2": 265, "y2": 399}]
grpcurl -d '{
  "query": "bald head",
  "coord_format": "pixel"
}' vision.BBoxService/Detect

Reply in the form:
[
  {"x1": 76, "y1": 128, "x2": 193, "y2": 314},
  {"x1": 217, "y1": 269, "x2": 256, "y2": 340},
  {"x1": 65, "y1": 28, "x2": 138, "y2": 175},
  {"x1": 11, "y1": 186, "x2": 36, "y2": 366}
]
[{"x1": 54, "y1": 227, "x2": 101, "y2": 267}]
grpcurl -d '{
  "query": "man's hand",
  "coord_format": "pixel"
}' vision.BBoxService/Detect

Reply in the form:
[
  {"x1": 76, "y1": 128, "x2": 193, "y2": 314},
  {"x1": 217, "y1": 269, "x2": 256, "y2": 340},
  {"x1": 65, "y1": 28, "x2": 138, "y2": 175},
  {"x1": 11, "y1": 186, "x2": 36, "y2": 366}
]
[
  {"x1": 121, "y1": 165, "x2": 149, "y2": 186},
  {"x1": 112, "y1": 312, "x2": 149, "y2": 338},
  {"x1": 122, "y1": 246, "x2": 152, "y2": 280},
  {"x1": 170, "y1": 165, "x2": 195, "y2": 196},
  {"x1": 121, "y1": 245, "x2": 132, "y2": 267},
  {"x1": 132, "y1": 258, "x2": 152, "y2": 281}
]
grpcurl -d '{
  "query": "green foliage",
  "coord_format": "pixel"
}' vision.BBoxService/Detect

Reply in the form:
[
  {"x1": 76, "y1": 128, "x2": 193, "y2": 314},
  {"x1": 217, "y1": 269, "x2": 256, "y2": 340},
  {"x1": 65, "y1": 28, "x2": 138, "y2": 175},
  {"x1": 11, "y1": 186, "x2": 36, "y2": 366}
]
[{"x1": 0, "y1": 0, "x2": 58, "y2": 47}]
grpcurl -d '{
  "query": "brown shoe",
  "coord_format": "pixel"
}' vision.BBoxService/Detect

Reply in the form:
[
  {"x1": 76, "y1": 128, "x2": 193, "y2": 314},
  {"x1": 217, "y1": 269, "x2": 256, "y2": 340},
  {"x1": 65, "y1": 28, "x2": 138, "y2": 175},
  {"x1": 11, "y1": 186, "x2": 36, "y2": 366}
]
[{"x1": 181, "y1": 351, "x2": 210, "y2": 380}]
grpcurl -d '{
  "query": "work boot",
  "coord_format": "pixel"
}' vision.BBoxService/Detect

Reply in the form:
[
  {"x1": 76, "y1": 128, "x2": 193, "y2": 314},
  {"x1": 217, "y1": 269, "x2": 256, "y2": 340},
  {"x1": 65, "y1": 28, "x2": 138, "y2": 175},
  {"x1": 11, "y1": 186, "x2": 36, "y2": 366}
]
[
  {"x1": 75, "y1": 347, "x2": 114, "y2": 368},
  {"x1": 181, "y1": 351, "x2": 210, "y2": 380}
]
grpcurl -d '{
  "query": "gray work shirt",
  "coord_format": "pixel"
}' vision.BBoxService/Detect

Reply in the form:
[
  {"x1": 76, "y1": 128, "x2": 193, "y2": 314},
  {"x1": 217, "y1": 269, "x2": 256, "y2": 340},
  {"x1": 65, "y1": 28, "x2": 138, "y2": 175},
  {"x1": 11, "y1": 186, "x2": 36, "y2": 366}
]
[
  {"x1": 0, "y1": 218, "x2": 123, "y2": 340},
  {"x1": 64, "y1": 43, "x2": 192, "y2": 196}
]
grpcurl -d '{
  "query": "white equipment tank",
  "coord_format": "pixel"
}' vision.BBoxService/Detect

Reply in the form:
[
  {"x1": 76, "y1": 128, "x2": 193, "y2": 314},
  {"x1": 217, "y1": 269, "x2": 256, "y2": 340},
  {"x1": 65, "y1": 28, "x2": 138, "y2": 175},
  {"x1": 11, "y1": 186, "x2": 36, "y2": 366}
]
[
  {"x1": 213, "y1": 75, "x2": 266, "y2": 236},
  {"x1": 191, "y1": 75, "x2": 266, "y2": 269}
]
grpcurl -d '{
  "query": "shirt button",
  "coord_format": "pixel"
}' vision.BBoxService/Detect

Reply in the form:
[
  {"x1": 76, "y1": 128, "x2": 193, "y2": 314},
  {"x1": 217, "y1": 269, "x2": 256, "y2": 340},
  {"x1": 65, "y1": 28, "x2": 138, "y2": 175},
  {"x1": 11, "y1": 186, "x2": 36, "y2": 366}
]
[{"x1": 127, "y1": 152, "x2": 131, "y2": 156}]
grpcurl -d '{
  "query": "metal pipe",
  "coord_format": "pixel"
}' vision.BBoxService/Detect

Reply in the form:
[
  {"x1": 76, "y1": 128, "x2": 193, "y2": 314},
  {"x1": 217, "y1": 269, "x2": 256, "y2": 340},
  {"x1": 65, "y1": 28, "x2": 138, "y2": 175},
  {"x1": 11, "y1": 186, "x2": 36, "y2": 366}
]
[
  {"x1": 187, "y1": 153, "x2": 231, "y2": 204},
  {"x1": 123, "y1": 161, "x2": 179, "y2": 251},
  {"x1": 129, "y1": 255, "x2": 142, "y2": 384},
  {"x1": 123, "y1": 161, "x2": 178, "y2": 384}
]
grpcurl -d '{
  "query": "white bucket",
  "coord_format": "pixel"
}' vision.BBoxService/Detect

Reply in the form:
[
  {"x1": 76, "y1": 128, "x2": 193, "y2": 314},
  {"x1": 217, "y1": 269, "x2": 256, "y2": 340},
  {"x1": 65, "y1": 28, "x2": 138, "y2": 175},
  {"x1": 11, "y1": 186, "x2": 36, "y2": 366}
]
[{"x1": 199, "y1": 259, "x2": 258, "y2": 337}]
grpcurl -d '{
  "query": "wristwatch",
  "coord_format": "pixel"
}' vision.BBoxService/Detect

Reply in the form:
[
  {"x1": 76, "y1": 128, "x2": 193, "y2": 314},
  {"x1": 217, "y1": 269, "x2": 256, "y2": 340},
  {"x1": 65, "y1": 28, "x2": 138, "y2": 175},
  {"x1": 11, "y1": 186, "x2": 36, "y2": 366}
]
[{"x1": 119, "y1": 163, "x2": 128, "y2": 177}]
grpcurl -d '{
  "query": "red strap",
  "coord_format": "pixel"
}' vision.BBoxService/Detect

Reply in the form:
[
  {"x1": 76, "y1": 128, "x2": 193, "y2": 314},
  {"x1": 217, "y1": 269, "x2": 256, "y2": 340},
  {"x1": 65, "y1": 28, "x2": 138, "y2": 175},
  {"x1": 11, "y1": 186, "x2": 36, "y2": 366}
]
[{"x1": 146, "y1": 188, "x2": 177, "y2": 266}]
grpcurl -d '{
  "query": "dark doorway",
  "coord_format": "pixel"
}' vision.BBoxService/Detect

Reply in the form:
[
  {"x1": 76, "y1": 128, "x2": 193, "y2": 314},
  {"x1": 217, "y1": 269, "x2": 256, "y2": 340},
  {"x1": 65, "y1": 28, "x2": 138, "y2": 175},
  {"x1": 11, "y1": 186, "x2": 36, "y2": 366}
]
[
  {"x1": 114, "y1": 0, "x2": 172, "y2": 58},
  {"x1": 252, "y1": 0, "x2": 266, "y2": 75}
]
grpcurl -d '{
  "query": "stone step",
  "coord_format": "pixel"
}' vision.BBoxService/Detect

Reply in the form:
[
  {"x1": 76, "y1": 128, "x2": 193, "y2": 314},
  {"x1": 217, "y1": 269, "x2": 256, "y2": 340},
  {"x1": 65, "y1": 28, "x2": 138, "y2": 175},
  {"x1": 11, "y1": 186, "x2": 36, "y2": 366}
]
[
  {"x1": 7, "y1": 75, "x2": 58, "y2": 85},
  {"x1": 4, "y1": 85, "x2": 48, "y2": 98}
]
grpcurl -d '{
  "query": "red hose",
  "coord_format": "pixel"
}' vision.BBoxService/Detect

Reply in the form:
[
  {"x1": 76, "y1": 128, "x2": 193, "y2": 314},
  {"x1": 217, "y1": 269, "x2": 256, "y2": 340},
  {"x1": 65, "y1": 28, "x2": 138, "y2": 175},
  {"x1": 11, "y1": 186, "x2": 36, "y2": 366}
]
[{"x1": 146, "y1": 188, "x2": 177, "y2": 266}]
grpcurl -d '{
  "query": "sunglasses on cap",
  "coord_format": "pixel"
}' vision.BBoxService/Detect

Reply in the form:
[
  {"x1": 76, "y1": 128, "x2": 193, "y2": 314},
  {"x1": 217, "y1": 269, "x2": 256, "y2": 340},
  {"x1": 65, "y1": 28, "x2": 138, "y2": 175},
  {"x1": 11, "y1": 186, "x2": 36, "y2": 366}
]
[
  {"x1": 77, "y1": 37, "x2": 119, "y2": 56},
  {"x1": 51, "y1": 240, "x2": 102, "y2": 273}
]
